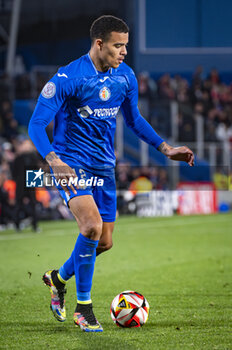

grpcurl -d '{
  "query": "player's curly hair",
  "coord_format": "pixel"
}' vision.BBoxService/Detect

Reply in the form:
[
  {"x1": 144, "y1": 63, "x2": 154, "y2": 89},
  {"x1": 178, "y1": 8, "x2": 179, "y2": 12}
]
[{"x1": 90, "y1": 15, "x2": 129, "y2": 43}]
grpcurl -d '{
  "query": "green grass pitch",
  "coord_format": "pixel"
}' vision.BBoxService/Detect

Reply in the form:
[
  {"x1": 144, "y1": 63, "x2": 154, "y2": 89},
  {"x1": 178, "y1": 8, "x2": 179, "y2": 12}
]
[{"x1": 0, "y1": 213, "x2": 231, "y2": 350}]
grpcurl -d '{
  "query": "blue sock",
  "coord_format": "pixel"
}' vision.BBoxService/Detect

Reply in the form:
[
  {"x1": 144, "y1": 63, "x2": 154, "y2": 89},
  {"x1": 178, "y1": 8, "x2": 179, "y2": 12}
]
[
  {"x1": 59, "y1": 233, "x2": 98, "y2": 302},
  {"x1": 59, "y1": 253, "x2": 74, "y2": 281},
  {"x1": 59, "y1": 237, "x2": 100, "y2": 282},
  {"x1": 74, "y1": 233, "x2": 99, "y2": 302}
]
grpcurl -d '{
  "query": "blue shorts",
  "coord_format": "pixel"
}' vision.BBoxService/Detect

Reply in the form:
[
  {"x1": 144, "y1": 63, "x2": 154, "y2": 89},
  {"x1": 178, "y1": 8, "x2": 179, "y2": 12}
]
[{"x1": 53, "y1": 163, "x2": 116, "y2": 223}]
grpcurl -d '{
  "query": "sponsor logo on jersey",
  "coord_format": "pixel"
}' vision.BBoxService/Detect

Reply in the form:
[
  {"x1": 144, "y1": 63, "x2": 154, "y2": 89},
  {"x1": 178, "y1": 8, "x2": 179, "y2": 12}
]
[
  {"x1": 41, "y1": 82, "x2": 56, "y2": 99},
  {"x1": 77, "y1": 105, "x2": 120, "y2": 118},
  {"x1": 99, "y1": 86, "x2": 111, "y2": 101},
  {"x1": 93, "y1": 106, "x2": 120, "y2": 118},
  {"x1": 77, "y1": 105, "x2": 93, "y2": 118}
]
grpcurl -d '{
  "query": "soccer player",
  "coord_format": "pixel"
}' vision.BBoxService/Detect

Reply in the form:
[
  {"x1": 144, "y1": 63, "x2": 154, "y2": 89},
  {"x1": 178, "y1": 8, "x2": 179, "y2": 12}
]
[{"x1": 28, "y1": 15, "x2": 194, "y2": 332}]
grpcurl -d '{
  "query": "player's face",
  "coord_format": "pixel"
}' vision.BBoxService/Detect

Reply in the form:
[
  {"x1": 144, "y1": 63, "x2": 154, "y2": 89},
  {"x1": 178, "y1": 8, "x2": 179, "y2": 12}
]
[{"x1": 100, "y1": 31, "x2": 128, "y2": 69}]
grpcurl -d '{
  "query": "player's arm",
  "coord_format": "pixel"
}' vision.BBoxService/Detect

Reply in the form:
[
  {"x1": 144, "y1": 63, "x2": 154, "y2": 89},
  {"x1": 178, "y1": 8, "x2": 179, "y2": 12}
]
[
  {"x1": 28, "y1": 76, "x2": 78, "y2": 194},
  {"x1": 157, "y1": 141, "x2": 194, "y2": 166},
  {"x1": 44, "y1": 151, "x2": 77, "y2": 194},
  {"x1": 121, "y1": 72, "x2": 194, "y2": 166}
]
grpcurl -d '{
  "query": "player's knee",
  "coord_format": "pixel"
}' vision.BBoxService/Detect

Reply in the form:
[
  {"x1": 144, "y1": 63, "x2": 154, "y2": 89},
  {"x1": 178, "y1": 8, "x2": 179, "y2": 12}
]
[
  {"x1": 104, "y1": 241, "x2": 113, "y2": 251},
  {"x1": 82, "y1": 219, "x2": 103, "y2": 240},
  {"x1": 99, "y1": 241, "x2": 113, "y2": 252}
]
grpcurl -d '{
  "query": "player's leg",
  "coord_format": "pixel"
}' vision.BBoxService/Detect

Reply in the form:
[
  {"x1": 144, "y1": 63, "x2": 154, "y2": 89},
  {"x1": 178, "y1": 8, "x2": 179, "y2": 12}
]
[
  {"x1": 43, "y1": 168, "x2": 115, "y2": 329},
  {"x1": 48, "y1": 221, "x2": 115, "y2": 298},
  {"x1": 59, "y1": 221, "x2": 115, "y2": 274},
  {"x1": 52, "y1": 197, "x2": 115, "y2": 283},
  {"x1": 96, "y1": 222, "x2": 115, "y2": 255},
  {"x1": 93, "y1": 171, "x2": 117, "y2": 256},
  {"x1": 42, "y1": 165, "x2": 94, "y2": 322},
  {"x1": 43, "y1": 194, "x2": 103, "y2": 330},
  {"x1": 66, "y1": 195, "x2": 103, "y2": 332},
  {"x1": 57, "y1": 221, "x2": 115, "y2": 274},
  {"x1": 70, "y1": 221, "x2": 115, "y2": 332}
]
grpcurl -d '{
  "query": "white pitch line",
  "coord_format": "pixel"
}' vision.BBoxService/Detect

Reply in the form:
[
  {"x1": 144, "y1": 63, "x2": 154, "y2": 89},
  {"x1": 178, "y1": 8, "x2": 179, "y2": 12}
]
[
  {"x1": 0, "y1": 227, "x2": 75, "y2": 241},
  {"x1": 0, "y1": 216, "x2": 230, "y2": 241}
]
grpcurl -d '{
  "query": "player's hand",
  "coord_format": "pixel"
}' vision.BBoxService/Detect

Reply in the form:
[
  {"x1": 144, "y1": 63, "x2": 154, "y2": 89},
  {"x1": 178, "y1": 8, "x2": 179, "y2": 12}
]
[
  {"x1": 45, "y1": 152, "x2": 78, "y2": 195},
  {"x1": 166, "y1": 146, "x2": 195, "y2": 166}
]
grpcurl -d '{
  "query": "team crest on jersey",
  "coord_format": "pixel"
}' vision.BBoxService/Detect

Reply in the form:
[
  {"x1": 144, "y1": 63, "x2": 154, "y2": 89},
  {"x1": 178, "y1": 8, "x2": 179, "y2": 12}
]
[
  {"x1": 41, "y1": 82, "x2": 56, "y2": 99},
  {"x1": 99, "y1": 86, "x2": 111, "y2": 101}
]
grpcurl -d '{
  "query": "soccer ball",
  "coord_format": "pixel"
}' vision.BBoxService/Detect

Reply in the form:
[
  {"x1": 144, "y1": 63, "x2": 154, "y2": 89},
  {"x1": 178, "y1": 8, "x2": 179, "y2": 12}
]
[{"x1": 110, "y1": 290, "x2": 149, "y2": 328}]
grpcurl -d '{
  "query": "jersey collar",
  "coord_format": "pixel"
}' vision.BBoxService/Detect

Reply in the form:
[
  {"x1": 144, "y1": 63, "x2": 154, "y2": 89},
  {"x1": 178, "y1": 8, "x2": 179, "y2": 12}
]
[{"x1": 87, "y1": 53, "x2": 113, "y2": 75}]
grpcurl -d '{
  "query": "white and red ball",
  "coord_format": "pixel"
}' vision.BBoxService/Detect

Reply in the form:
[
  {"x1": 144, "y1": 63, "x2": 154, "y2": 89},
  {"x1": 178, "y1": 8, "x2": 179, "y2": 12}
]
[{"x1": 110, "y1": 291, "x2": 149, "y2": 328}]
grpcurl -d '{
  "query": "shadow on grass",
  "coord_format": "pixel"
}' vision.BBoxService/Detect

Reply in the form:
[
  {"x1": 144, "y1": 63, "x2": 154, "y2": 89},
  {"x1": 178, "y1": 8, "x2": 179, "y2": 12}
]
[
  {"x1": 1, "y1": 320, "x2": 72, "y2": 332},
  {"x1": 1, "y1": 321, "x2": 140, "y2": 350}
]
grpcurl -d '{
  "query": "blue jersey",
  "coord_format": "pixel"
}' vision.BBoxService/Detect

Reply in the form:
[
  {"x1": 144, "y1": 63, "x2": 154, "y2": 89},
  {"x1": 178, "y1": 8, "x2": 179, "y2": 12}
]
[{"x1": 29, "y1": 53, "x2": 164, "y2": 170}]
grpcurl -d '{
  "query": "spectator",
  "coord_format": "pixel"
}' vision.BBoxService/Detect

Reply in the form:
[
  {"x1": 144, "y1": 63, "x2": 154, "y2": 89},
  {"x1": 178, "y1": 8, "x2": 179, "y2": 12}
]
[
  {"x1": 192, "y1": 65, "x2": 205, "y2": 87},
  {"x1": 129, "y1": 175, "x2": 153, "y2": 195},
  {"x1": 0, "y1": 168, "x2": 17, "y2": 228},
  {"x1": 12, "y1": 139, "x2": 39, "y2": 231},
  {"x1": 138, "y1": 72, "x2": 157, "y2": 120},
  {"x1": 158, "y1": 74, "x2": 175, "y2": 100},
  {"x1": 178, "y1": 112, "x2": 196, "y2": 142}
]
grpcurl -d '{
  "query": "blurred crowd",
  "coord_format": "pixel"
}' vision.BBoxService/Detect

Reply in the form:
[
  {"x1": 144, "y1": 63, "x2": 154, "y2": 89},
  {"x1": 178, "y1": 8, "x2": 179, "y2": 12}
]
[
  {"x1": 1, "y1": 64, "x2": 232, "y2": 144},
  {"x1": 0, "y1": 98, "x2": 74, "y2": 230},
  {"x1": 116, "y1": 161, "x2": 168, "y2": 192},
  {"x1": 138, "y1": 66, "x2": 232, "y2": 143},
  {"x1": 0, "y1": 66, "x2": 232, "y2": 229}
]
